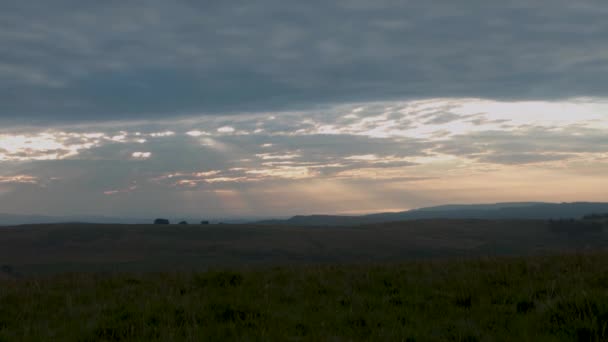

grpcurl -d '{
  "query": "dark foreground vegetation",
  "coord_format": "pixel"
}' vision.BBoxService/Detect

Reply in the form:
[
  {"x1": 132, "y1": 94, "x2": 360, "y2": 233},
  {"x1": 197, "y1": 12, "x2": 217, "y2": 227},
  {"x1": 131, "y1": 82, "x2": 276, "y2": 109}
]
[{"x1": 2, "y1": 252, "x2": 608, "y2": 341}]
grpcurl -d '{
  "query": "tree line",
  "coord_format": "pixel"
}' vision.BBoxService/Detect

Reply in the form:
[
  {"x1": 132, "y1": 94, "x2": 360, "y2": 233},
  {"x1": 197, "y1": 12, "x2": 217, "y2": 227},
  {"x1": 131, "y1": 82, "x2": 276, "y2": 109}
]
[{"x1": 154, "y1": 219, "x2": 210, "y2": 225}]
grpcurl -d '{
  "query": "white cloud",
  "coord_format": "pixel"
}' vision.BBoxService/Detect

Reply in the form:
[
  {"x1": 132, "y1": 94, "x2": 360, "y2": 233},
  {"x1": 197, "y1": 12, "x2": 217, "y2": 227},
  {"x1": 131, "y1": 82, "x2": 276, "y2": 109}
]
[
  {"x1": 345, "y1": 154, "x2": 378, "y2": 161},
  {"x1": 255, "y1": 153, "x2": 300, "y2": 160},
  {"x1": 0, "y1": 132, "x2": 101, "y2": 161},
  {"x1": 131, "y1": 152, "x2": 151, "y2": 159},
  {"x1": 0, "y1": 175, "x2": 38, "y2": 184},
  {"x1": 149, "y1": 131, "x2": 175, "y2": 138},
  {"x1": 217, "y1": 126, "x2": 235, "y2": 133},
  {"x1": 245, "y1": 166, "x2": 315, "y2": 180},
  {"x1": 186, "y1": 130, "x2": 208, "y2": 137}
]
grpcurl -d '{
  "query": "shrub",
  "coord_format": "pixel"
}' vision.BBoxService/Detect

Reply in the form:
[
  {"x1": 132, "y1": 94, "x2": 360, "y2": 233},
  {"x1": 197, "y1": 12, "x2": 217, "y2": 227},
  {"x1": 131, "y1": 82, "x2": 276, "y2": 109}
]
[{"x1": 154, "y1": 218, "x2": 170, "y2": 225}]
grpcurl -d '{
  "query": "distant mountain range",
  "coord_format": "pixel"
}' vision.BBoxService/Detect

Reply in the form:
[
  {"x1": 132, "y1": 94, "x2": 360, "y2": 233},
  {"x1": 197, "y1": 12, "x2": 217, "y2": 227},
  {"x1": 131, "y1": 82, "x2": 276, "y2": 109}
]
[
  {"x1": 3, "y1": 202, "x2": 608, "y2": 227},
  {"x1": 254, "y1": 202, "x2": 608, "y2": 226}
]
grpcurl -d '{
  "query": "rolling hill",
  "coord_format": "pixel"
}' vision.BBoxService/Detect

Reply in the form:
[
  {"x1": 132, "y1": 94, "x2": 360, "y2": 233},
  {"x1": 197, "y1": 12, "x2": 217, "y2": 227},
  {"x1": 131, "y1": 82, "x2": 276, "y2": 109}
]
[{"x1": 255, "y1": 202, "x2": 608, "y2": 226}]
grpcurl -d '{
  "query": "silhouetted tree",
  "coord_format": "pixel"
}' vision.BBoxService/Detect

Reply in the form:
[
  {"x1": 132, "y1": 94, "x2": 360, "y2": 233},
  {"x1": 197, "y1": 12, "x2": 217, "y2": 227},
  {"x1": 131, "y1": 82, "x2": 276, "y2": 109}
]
[
  {"x1": 200, "y1": 220, "x2": 210, "y2": 225},
  {"x1": 154, "y1": 218, "x2": 170, "y2": 225}
]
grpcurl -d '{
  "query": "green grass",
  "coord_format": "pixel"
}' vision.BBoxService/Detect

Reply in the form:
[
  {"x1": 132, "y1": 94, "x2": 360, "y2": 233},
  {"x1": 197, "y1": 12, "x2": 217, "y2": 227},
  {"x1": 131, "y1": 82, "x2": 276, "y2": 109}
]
[{"x1": 2, "y1": 252, "x2": 608, "y2": 341}]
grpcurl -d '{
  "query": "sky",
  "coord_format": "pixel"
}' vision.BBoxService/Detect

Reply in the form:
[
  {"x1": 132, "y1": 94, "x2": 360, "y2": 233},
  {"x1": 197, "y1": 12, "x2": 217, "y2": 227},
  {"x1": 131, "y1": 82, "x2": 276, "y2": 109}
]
[{"x1": 1, "y1": 1, "x2": 607, "y2": 219}]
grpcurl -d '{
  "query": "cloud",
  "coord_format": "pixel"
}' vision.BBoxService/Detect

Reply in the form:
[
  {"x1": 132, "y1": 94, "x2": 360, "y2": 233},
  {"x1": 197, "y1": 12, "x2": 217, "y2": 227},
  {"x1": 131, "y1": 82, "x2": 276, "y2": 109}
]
[
  {"x1": 433, "y1": 126, "x2": 608, "y2": 164},
  {"x1": 2, "y1": 1, "x2": 608, "y2": 125},
  {"x1": 0, "y1": 175, "x2": 38, "y2": 184},
  {"x1": 217, "y1": 126, "x2": 235, "y2": 134},
  {"x1": 0, "y1": 97, "x2": 606, "y2": 217},
  {"x1": 131, "y1": 152, "x2": 151, "y2": 159},
  {"x1": 104, "y1": 183, "x2": 137, "y2": 196},
  {"x1": 186, "y1": 130, "x2": 209, "y2": 137},
  {"x1": 477, "y1": 153, "x2": 575, "y2": 165}
]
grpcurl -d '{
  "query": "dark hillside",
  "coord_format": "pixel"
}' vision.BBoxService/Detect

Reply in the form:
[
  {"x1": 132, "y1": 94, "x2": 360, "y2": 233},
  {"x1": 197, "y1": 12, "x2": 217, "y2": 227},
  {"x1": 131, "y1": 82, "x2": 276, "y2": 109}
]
[
  {"x1": 0, "y1": 219, "x2": 606, "y2": 275},
  {"x1": 257, "y1": 202, "x2": 608, "y2": 226}
]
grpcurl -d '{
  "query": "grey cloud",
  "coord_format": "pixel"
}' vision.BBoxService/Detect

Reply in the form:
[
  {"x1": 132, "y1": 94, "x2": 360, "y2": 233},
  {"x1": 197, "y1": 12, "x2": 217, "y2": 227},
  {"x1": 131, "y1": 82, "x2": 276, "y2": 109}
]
[
  {"x1": 468, "y1": 118, "x2": 511, "y2": 126},
  {"x1": 0, "y1": 122, "x2": 432, "y2": 209},
  {"x1": 1, "y1": 108, "x2": 607, "y2": 216},
  {"x1": 477, "y1": 153, "x2": 575, "y2": 165},
  {"x1": 434, "y1": 126, "x2": 608, "y2": 164},
  {"x1": 423, "y1": 113, "x2": 463, "y2": 125},
  {"x1": 1, "y1": 1, "x2": 608, "y2": 125}
]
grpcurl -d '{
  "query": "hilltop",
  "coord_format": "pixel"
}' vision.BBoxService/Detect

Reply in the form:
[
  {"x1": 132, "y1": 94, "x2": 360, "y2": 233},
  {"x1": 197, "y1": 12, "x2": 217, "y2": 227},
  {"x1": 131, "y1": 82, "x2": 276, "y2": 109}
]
[{"x1": 255, "y1": 202, "x2": 608, "y2": 226}]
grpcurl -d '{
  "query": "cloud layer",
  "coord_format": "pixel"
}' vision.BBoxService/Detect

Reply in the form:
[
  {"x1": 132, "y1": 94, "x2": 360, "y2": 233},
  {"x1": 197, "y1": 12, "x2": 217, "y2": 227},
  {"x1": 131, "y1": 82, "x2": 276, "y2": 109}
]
[
  {"x1": 2, "y1": 2, "x2": 607, "y2": 217},
  {"x1": 2, "y1": 1, "x2": 608, "y2": 124},
  {"x1": 1, "y1": 98, "x2": 607, "y2": 217}
]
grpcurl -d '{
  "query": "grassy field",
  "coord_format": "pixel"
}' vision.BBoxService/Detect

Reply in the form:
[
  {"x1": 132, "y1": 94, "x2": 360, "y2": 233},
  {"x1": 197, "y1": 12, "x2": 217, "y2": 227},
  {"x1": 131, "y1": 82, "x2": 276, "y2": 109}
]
[
  {"x1": 2, "y1": 252, "x2": 608, "y2": 341},
  {"x1": 1, "y1": 220, "x2": 606, "y2": 274}
]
